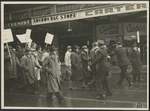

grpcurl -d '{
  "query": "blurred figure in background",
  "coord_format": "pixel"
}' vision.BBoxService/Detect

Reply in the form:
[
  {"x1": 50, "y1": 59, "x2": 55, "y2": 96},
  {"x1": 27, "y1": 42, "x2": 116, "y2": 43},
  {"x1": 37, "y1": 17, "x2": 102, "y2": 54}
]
[
  {"x1": 64, "y1": 46, "x2": 73, "y2": 89},
  {"x1": 130, "y1": 44, "x2": 141, "y2": 82},
  {"x1": 4, "y1": 45, "x2": 21, "y2": 92}
]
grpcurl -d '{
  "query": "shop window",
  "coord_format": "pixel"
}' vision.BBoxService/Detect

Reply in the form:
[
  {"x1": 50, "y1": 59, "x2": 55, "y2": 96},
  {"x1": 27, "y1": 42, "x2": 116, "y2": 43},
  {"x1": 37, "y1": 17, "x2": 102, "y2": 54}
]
[
  {"x1": 4, "y1": 14, "x2": 9, "y2": 22},
  {"x1": 12, "y1": 11, "x2": 28, "y2": 21}
]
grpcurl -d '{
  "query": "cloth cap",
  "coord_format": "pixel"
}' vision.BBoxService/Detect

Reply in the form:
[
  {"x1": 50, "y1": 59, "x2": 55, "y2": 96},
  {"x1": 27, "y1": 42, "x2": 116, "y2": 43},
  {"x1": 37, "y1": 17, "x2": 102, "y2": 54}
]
[
  {"x1": 82, "y1": 45, "x2": 88, "y2": 49},
  {"x1": 49, "y1": 46, "x2": 57, "y2": 51},
  {"x1": 74, "y1": 45, "x2": 80, "y2": 49},
  {"x1": 97, "y1": 40, "x2": 105, "y2": 45},
  {"x1": 92, "y1": 42, "x2": 98, "y2": 46},
  {"x1": 67, "y1": 46, "x2": 71, "y2": 49},
  {"x1": 25, "y1": 47, "x2": 32, "y2": 52}
]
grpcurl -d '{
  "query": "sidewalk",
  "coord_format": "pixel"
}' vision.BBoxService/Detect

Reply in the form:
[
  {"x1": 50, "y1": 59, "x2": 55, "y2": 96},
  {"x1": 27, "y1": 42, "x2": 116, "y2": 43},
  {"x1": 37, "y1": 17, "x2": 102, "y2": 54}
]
[{"x1": 60, "y1": 63, "x2": 147, "y2": 75}]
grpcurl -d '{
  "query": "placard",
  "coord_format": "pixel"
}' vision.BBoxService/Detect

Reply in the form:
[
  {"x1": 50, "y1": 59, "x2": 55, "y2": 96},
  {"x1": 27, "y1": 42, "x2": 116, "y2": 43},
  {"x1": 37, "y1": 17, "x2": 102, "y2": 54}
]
[
  {"x1": 3, "y1": 29, "x2": 14, "y2": 43},
  {"x1": 45, "y1": 33, "x2": 54, "y2": 44}
]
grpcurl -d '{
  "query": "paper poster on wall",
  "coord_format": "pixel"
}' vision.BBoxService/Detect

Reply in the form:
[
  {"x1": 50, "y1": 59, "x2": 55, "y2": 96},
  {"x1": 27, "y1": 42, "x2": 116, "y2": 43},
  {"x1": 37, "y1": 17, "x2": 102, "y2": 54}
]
[
  {"x1": 3, "y1": 29, "x2": 14, "y2": 43},
  {"x1": 45, "y1": 33, "x2": 54, "y2": 44}
]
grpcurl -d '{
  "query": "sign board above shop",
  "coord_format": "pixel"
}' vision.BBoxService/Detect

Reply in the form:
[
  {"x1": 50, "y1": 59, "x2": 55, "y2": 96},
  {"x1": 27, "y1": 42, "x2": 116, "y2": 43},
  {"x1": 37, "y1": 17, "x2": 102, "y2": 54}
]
[
  {"x1": 5, "y1": 19, "x2": 31, "y2": 28},
  {"x1": 123, "y1": 22, "x2": 147, "y2": 36},
  {"x1": 96, "y1": 23, "x2": 122, "y2": 38},
  {"x1": 31, "y1": 3, "x2": 147, "y2": 25}
]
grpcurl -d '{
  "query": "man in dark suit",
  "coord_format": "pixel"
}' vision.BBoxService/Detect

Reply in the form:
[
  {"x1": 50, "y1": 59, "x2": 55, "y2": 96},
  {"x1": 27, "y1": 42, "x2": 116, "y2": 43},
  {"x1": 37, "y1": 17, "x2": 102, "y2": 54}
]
[
  {"x1": 111, "y1": 42, "x2": 132, "y2": 86},
  {"x1": 90, "y1": 40, "x2": 112, "y2": 100}
]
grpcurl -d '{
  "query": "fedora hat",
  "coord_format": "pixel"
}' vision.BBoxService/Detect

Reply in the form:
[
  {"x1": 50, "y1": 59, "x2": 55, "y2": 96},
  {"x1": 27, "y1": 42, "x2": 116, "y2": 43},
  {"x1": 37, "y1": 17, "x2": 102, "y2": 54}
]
[{"x1": 82, "y1": 45, "x2": 88, "y2": 49}]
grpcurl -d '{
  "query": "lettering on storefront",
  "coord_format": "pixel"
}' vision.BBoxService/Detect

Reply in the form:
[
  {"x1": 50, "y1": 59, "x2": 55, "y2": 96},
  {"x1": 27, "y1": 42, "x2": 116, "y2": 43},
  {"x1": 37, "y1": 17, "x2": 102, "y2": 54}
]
[
  {"x1": 80, "y1": 4, "x2": 147, "y2": 18},
  {"x1": 31, "y1": 4, "x2": 147, "y2": 25},
  {"x1": 32, "y1": 13, "x2": 77, "y2": 25},
  {"x1": 96, "y1": 23, "x2": 122, "y2": 38},
  {"x1": 124, "y1": 22, "x2": 146, "y2": 36},
  {"x1": 6, "y1": 20, "x2": 31, "y2": 28}
]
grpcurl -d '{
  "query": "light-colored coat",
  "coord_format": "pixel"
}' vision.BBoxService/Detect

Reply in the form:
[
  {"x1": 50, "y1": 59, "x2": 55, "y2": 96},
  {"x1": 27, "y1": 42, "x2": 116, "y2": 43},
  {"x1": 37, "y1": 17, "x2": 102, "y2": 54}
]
[
  {"x1": 21, "y1": 55, "x2": 41, "y2": 85},
  {"x1": 43, "y1": 54, "x2": 62, "y2": 93}
]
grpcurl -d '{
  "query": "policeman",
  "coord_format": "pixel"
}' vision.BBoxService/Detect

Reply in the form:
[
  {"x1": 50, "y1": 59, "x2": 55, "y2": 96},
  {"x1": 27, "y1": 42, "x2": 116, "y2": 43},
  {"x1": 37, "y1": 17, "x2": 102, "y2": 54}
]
[{"x1": 91, "y1": 40, "x2": 112, "y2": 100}]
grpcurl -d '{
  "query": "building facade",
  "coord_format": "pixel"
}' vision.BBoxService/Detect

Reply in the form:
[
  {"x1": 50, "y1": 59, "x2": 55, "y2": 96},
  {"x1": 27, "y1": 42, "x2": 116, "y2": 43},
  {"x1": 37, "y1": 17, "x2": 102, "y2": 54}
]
[{"x1": 3, "y1": 3, "x2": 148, "y2": 61}]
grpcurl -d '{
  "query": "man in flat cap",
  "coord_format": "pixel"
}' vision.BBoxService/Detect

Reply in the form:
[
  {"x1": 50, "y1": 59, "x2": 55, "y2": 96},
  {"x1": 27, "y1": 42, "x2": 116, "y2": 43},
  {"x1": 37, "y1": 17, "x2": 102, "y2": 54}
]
[
  {"x1": 20, "y1": 47, "x2": 42, "y2": 94},
  {"x1": 70, "y1": 45, "x2": 85, "y2": 89},
  {"x1": 81, "y1": 45, "x2": 91, "y2": 87},
  {"x1": 110, "y1": 42, "x2": 132, "y2": 86},
  {"x1": 64, "y1": 46, "x2": 73, "y2": 89},
  {"x1": 88, "y1": 42, "x2": 99, "y2": 88},
  {"x1": 90, "y1": 40, "x2": 112, "y2": 100},
  {"x1": 130, "y1": 44, "x2": 141, "y2": 82}
]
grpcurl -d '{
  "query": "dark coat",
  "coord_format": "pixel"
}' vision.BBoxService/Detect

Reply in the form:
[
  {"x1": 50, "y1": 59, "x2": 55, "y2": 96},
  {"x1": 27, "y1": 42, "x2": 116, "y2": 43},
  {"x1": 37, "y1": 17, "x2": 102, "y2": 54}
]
[
  {"x1": 115, "y1": 47, "x2": 130, "y2": 66},
  {"x1": 70, "y1": 52, "x2": 83, "y2": 81},
  {"x1": 91, "y1": 47, "x2": 110, "y2": 79},
  {"x1": 130, "y1": 50, "x2": 141, "y2": 69},
  {"x1": 81, "y1": 51, "x2": 91, "y2": 78},
  {"x1": 43, "y1": 54, "x2": 62, "y2": 93},
  {"x1": 21, "y1": 55, "x2": 40, "y2": 85},
  {"x1": 4, "y1": 51, "x2": 20, "y2": 80}
]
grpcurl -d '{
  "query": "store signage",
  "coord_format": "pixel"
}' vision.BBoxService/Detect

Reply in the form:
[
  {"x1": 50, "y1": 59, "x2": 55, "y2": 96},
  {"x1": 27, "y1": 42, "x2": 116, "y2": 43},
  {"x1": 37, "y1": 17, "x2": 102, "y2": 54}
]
[
  {"x1": 79, "y1": 4, "x2": 147, "y2": 19},
  {"x1": 31, "y1": 4, "x2": 147, "y2": 25},
  {"x1": 32, "y1": 12, "x2": 78, "y2": 25},
  {"x1": 6, "y1": 20, "x2": 31, "y2": 28},
  {"x1": 123, "y1": 22, "x2": 146, "y2": 36},
  {"x1": 96, "y1": 23, "x2": 122, "y2": 37}
]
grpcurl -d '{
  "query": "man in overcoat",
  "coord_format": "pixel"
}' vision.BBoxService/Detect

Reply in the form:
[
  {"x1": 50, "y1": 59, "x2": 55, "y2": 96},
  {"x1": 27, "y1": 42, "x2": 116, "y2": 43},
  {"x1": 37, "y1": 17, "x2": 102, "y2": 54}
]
[
  {"x1": 21, "y1": 48, "x2": 42, "y2": 94},
  {"x1": 81, "y1": 45, "x2": 91, "y2": 85},
  {"x1": 90, "y1": 40, "x2": 112, "y2": 100},
  {"x1": 70, "y1": 45, "x2": 86, "y2": 89},
  {"x1": 130, "y1": 45, "x2": 141, "y2": 82},
  {"x1": 111, "y1": 42, "x2": 132, "y2": 86},
  {"x1": 4, "y1": 46, "x2": 21, "y2": 92},
  {"x1": 43, "y1": 46, "x2": 65, "y2": 105}
]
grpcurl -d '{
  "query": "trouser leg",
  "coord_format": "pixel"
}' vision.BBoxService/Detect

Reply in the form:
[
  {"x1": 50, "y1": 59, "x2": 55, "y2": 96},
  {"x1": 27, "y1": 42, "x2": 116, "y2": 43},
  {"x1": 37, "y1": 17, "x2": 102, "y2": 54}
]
[
  {"x1": 103, "y1": 76, "x2": 111, "y2": 94},
  {"x1": 118, "y1": 65, "x2": 128, "y2": 84},
  {"x1": 55, "y1": 92, "x2": 64, "y2": 103},
  {"x1": 47, "y1": 92, "x2": 53, "y2": 102}
]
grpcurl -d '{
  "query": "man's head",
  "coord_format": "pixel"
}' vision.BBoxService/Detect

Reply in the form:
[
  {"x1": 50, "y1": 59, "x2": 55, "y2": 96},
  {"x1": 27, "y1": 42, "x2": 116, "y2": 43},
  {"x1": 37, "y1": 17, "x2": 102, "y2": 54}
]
[
  {"x1": 92, "y1": 42, "x2": 98, "y2": 48},
  {"x1": 67, "y1": 46, "x2": 72, "y2": 52},
  {"x1": 73, "y1": 45, "x2": 80, "y2": 52},
  {"x1": 82, "y1": 45, "x2": 89, "y2": 52},
  {"x1": 25, "y1": 47, "x2": 32, "y2": 55},
  {"x1": 49, "y1": 46, "x2": 57, "y2": 55},
  {"x1": 97, "y1": 40, "x2": 105, "y2": 48}
]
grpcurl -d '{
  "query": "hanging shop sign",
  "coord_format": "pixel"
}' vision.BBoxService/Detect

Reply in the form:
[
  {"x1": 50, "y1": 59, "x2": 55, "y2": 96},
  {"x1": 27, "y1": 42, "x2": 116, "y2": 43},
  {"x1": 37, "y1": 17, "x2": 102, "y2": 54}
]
[
  {"x1": 123, "y1": 22, "x2": 147, "y2": 36},
  {"x1": 32, "y1": 12, "x2": 78, "y2": 25},
  {"x1": 96, "y1": 23, "x2": 122, "y2": 38},
  {"x1": 6, "y1": 19, "x2": 31, "y2": 28},
  {"x1": 31, "y1": 4, "x2": 147, "y2": 25}
]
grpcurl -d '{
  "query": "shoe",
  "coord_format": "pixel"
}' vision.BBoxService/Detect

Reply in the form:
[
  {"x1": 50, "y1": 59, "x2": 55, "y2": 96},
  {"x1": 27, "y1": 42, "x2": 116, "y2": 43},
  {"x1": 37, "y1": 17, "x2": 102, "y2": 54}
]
[
  {"x1": 129, "y1": 82, "x2": 133, "y2": 86},
  {"x1": 34, "y1": 91, "x2": 39, "y2": 95},
  {"x1": 106, "y1": 92, "x2": 112, "y2": 96},
  {"x1": 96, "y1": 95, "x2": 105, "y2": 100},
  {"x1": 59, "y1": 99, "x2": 65, "y2": 105}
]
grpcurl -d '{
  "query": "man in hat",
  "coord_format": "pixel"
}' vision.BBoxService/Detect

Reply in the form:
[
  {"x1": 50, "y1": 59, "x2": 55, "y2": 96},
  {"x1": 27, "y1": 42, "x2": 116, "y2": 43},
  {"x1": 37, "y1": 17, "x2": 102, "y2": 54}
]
[
  {"x1": 110, "y1": 42, "x2": 132, "y2": 86},
  {"x1": 70, "y1": 45, "x2": 85, "y2": 89},
  {"x1": 81, "y1": 45, "x2": 91, "y2": 87},
  {"x1": 64, "y1": 46, "x2": 73, "y2": 89},
  {"x1": 91, "y1": 40, "x2": 112, "y2": 100},
  {"x1": 43, "y1": 46, "x2": 65, "y2": 105},
  {"x1": 4, "y1": 45, "x2": 21, "y2": 92},
  {"x1": 130, "y1": 44, "x2": 141, "y2": 82},
  {"x1": 20, "y1": 47, "x2": 42, "y2": 94},
  {"x1": 88, "y1": 42, "x2": 99, "y2": 89}
]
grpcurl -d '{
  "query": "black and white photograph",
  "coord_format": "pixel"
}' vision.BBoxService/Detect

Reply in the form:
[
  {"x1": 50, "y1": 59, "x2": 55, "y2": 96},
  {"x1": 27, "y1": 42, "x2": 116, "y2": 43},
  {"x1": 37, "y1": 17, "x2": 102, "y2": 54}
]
[{"x1": 1, "y1": 1, "x2": 149, "y2": 110}]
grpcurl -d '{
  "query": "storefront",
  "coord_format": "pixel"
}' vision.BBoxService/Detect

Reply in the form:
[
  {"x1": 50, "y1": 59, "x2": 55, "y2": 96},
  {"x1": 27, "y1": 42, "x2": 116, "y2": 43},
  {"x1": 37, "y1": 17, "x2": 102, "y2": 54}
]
[{"x1": 4, "y1": 3, "x2": 148, "y2": 62}]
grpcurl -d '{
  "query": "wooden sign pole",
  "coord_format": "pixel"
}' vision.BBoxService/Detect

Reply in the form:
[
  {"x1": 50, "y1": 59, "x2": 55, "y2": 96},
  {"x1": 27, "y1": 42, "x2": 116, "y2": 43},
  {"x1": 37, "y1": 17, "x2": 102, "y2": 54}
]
[{"x1": 6, "y1": 43, "x2": 13, "y2": 65}]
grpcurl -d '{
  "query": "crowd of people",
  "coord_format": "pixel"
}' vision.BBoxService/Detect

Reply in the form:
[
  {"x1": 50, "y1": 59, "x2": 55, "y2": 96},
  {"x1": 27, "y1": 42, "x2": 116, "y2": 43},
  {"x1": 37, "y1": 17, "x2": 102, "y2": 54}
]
[{"x1": 4, "y1": 40, "x2": 143, "y2": 105}]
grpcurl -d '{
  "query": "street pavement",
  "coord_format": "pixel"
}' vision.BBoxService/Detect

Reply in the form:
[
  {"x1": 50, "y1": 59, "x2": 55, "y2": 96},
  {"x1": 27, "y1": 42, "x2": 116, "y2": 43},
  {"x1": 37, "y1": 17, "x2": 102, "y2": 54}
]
[{"x1": 3, "y1": 65, "x2": 148, "y2": 109}]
